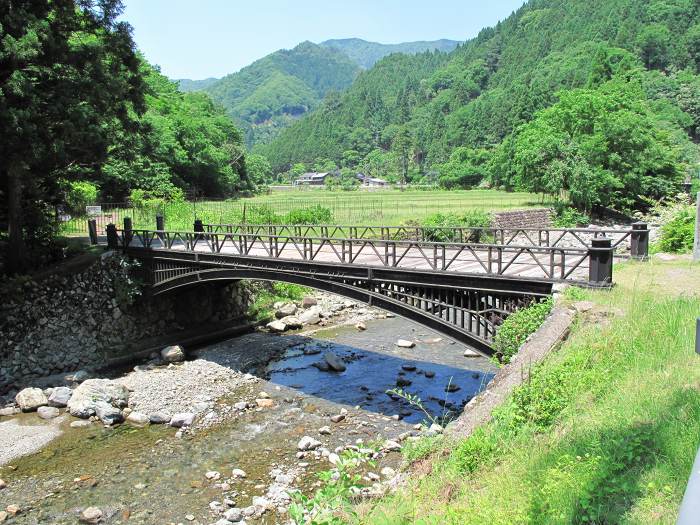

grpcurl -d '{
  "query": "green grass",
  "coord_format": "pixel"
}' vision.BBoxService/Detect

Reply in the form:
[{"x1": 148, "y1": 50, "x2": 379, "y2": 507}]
[
  {"x1": 359, "y1": 259, "x2": 700, "y2": 525},
  {"x1": 60, "y1": 189, "x2": 551, "y2": 235},
  {"x1": 247, "y1": 282, "x2": 308, "y2": 322}
]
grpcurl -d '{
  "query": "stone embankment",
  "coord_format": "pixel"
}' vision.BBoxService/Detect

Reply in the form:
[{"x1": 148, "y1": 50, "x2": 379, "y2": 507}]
[{"x1": 0, "y1": 253, "x2": 251, "y2": 398}]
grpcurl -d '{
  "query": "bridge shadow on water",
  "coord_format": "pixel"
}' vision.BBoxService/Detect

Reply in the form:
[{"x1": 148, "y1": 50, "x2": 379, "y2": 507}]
[{"x1": 260, "y1": 317, "x2": 497, "y2": 425}]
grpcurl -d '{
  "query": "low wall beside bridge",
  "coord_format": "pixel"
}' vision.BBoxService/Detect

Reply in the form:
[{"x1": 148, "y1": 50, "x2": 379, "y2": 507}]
[{"x1": 0, "y1": 253, "x2": 252, "y2": 397}]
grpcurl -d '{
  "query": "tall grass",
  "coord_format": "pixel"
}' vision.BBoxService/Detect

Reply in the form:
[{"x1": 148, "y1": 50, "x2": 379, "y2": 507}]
[{"x1": 362, "y1": 260, "x2": 700, "y2": 525}]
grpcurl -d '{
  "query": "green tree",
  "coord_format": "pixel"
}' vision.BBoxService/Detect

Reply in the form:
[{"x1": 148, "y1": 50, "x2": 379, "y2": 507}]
[
  {"x1": 437, "y1": 147, "x2": 491, "y2": 189},
  {"x1": 0, "y1": 0, "x2": 146, "y2": 272},
  {"x1": 245, "y1": 154, "x2": 273, "y2": 187},
  {"x1": 510, "y1": 78, "x2": 684, "y2": 210}
]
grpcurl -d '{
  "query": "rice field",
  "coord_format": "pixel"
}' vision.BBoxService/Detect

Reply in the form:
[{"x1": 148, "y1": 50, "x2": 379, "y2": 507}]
[{"x1": 60, "y1": 189, "x2": 552, "y2": 235}]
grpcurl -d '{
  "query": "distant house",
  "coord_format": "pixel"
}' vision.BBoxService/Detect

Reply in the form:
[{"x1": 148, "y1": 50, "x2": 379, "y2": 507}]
[
  {"x1": 294, "y1": 172, "x2": 333, "y2": 186},
  {"x1": 356, "y1": 173, "x2": 388, "y2": 187}
]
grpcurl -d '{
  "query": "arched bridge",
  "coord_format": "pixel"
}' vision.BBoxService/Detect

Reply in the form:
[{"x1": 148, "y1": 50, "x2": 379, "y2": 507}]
[{"x1": 102, "y1": 220, "x2": 648, "y2": 358}]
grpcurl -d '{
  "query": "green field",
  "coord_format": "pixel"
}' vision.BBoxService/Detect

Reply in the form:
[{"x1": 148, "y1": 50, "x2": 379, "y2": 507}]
[{"x1": 61, "y1": 189, "x2": 552, "y2": 234}]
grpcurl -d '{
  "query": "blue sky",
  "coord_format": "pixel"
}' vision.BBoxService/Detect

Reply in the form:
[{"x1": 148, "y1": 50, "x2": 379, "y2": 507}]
[{"x1": 120, "y1": 0, "x2": 526, "y2": 80}]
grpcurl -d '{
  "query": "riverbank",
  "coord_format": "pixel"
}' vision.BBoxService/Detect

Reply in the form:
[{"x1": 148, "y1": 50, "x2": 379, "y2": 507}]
[
  {"x1": 0, "y1": 291, "x2": 497, "y2": 524},
  {"x1": 361, "y1": 256, "x2": 700, "y2": 524}
]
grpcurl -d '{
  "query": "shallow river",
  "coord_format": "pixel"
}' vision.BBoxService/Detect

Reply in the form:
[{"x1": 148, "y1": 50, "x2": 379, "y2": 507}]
[{"x1": 0, "y1": 316, "x2": 496, "y2": 524}]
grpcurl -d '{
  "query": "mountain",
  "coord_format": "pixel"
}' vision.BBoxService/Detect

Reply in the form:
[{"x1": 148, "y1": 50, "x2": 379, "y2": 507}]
[
  {"x1": 177, "y1": 38, "x2": 461, "y2": 148},
  {"x1": 177, "y1": 77, "x2": 220, "y2": 92},
  {"x1": 178, "y1": 41, "x2": 360, "y2": 147},
  {"x1": 259, "y1": 0, "x2": 700, "y2": 207},
  {"x1": 320, "y1": 38, "x2": 460, "y2": 69}
]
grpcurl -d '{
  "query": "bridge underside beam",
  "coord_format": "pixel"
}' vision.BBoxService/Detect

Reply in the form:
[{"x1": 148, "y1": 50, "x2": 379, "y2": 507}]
[{"x1": 127, "y1": 248, "x2": 553, "y2": 358}]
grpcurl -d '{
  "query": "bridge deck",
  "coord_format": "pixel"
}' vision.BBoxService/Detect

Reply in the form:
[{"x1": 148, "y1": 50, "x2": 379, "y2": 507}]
[{"x1": 121, "y1": 230, "x2": 592, "y2": 283}]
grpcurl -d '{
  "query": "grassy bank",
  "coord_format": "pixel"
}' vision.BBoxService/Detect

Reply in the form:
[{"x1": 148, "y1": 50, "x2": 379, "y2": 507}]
[{"x1": 361, "y1": 258, "x2": 700, "y2": 524}]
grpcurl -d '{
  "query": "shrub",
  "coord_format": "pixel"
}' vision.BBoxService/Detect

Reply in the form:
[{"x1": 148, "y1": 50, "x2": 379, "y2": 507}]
[
  {"x1": 493, "y1": 297, "x2": 554, "y2": 364},
  {"x1": 64, "y1": 180, "x2": 98, "y2": 215},
  {"x1": 657, "y1": 207, "x2": 695, "y2": 253},
  {"x1": 508, "y1": 359, "x2": 573, "y2": 429},
  {"x1": 553, "y1": 203, "x2": 590, "y2": 227},
  {"x1": 419, "y1": 211, "x2": 492, "y2": 242},
  {"x1": 283, "y1": 205, "x2": 334, "y2": 225},
  {"x1": 452, "y1": 427, "x2": 499, "y2": 473}
]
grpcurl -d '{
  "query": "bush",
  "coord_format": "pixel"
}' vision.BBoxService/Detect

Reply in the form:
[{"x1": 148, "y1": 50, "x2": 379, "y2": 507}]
[
  {"x1": 65, "y1": 181, "x2": 98, "y2": 215},
  {"x1": 452, "y1": 427, "x2": 499, "y2": 473},
  {"x1": 657, "y1": 207, "x2": 695, "y2": 253},
  {"x1": 493, "y1": 297, "x2": 554, "y2": 364},
  {"x1": 283, "y1": 205, "x2": 334, "y2": 225},
  {"x1": 419, "y1": 211, "x2": 492, "y2": 242},
  {"x1": 552, "y1": 203, "x2": 590, "y2": 227}
]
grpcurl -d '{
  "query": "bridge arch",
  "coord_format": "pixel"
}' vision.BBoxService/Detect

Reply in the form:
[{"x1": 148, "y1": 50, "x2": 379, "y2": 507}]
[{"x1": 146, "y1": 265, "x2": 532, "y2": 358}]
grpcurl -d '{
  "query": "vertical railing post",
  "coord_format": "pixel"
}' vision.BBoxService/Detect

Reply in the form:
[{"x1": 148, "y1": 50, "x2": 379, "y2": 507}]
[
  {"x1": 588, "y1": 237, "x2": 614, "y2": 287},
  {"x1": 123, "y1": 217, "x2": 133, "y2": 247},
  {"x1": 630, "y1": 222, "x2": 649, "y2": 260},
  {"x1": 106, "y1": 223, "x2": 118, "y2": 250},
  {"x1": 156, "y1": 214, "x2": 164, "y2": 242},
  {"x1": 87, "y1": 219, "x2": 98, "y2": 245},
  {"x1": 693, "y1": 192, "x2": 700, "y2": 263}
]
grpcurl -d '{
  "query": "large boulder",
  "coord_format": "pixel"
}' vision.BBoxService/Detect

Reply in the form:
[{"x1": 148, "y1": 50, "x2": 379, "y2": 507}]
[
  {"x1": 279, "y1": 316, "x2": 302, "y2": 329},
  {"x1": 160, "y1": 345, "x2": 186, "y2": 363},
  {"x1": 48, "y1": 386, "x2": 73, "y2": 408},
  {"x1": 298, "y1": 306, "x2": 322, "y2": 325},
  {"x1": 266, "y1": 320, "x2": 287, "y2": 333},
  {"x1": 275, "y1": 303, "x2": 297, "y2": 319},
  {"x1": 15, "y1": 388, "x2": 48, "y2": 412},
  {"x1": 67, "y1": 379, "x2": 129, "y2": 422},
  {"x1": 323, "y1": 352, "x2": 346, "y2": 372},
  {"x1": 37, "y1": 406, "x2": 60, "y2": 420}
]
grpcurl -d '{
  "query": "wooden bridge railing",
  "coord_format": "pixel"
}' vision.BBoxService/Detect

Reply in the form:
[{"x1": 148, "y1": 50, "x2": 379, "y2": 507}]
[{"x1": 105, "y1": 222, "x2": 616, "y2": 286}]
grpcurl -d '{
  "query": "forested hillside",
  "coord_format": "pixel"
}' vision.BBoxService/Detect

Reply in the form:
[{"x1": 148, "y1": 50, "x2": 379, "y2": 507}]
[
  {"x1": 319, "y1": 38, "x2": 460, "y2": 69},
  {"x1": 260, "y1": 0, "x2": 700, "y2": 211},
  {"x1": 187, "y1": 42, "x2": 361, "y2": 147}
]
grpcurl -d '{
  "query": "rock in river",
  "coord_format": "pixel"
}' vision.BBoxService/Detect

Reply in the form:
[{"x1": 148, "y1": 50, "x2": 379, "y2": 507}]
[
  {"x1": 79, "y1": 506, "x2": 103, "y2": 524},
  {"x1": 396, "y1": 339, "x2": 415, "y2": 348},
  {"x1": 149, "y1": 412, "x2": 171, "y2": 425},
  {"x1": 48, "y1": 386, "x2": 72, "y2": 408},
  {"x1": 280, "y1": 315, "x2": 303, "y2": 329},
  {"x1": 15, "y1": 388, "x2": 48, "y2": 412},
  {"x1": 275, "y1": 303, "x2": 297, "y2": 318},
  {"x1": 266, "y1": 320, "x2": 287, "y2": 333},
  {"x1": 126, "y1": 412, "x2": 150, "y2": 426},
  {"x1": 297, "y1": 436, "x2": 322, "y2": 451},
  {"x1": 169, "y1": 412, "x2": 195, "y2": 428},
  {"x1": 68, "y1": 379, "x2": 129, "y2": 421},
  {"x1": 37, "y1": 406, "x2": 60, "y2": 420},
  {"x1": 160, "y1": 345, "x2": 186, "y2": 363},
  {"x1": 323, "y1": 352, "x2": 346, "y2": 372}
]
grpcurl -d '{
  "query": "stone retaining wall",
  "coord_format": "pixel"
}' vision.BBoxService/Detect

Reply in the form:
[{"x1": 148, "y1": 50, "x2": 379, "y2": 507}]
[
  {"x1": 0, "y1": 253, "x2": 252, "y2": 396},
  {"x1": 492, "y1": 208, "x2": 553, "y2": 229}
]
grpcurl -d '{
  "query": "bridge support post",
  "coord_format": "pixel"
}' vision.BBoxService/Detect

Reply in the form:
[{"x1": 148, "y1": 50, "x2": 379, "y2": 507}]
[
  {"x1": 87, "y1": 219, "x2": 98, "y2": 245},
  {"x1": 630, "y1": 222, "x2": 649, "y2": 260},
  {"x1": 588, "y1": 237, "x2": 614, "y2": 287},
  {"x1": 106, "y1": 223, "x2": 119, "y2": 250}
]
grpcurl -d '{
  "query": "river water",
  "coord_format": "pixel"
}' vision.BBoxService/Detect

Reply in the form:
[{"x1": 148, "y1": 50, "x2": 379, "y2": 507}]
[{"x1": 0, "y1": 315, "x2": 496, "y2": 524}]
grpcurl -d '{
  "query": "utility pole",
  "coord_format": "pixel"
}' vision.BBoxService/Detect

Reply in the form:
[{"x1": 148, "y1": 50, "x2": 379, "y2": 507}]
[{"x1": 694, "y1": 192, "x2": 700, "y2": 263}]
